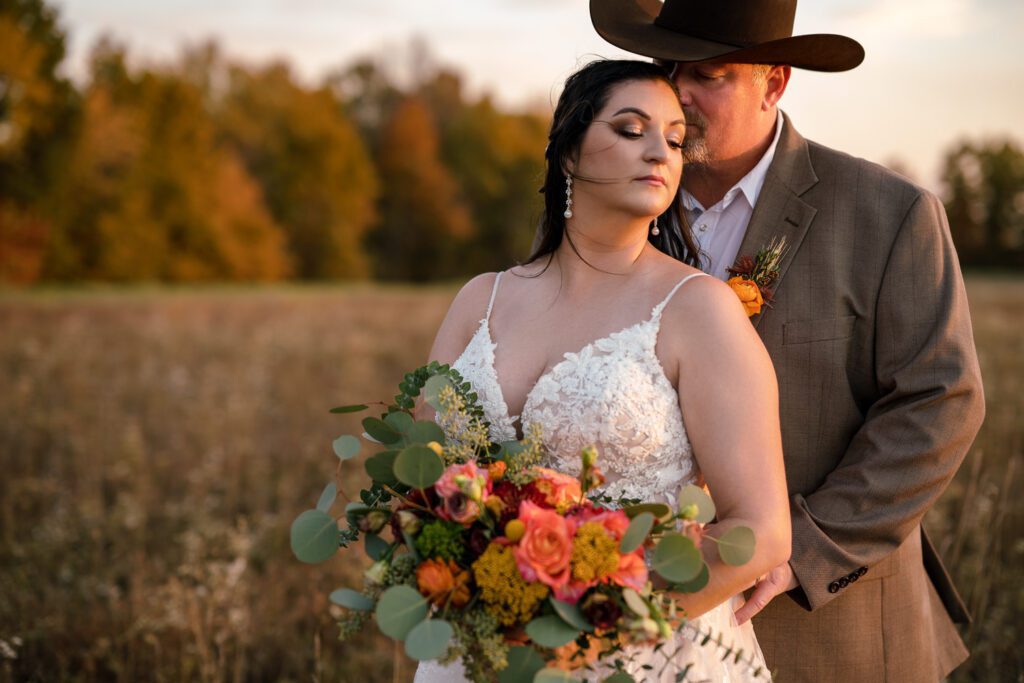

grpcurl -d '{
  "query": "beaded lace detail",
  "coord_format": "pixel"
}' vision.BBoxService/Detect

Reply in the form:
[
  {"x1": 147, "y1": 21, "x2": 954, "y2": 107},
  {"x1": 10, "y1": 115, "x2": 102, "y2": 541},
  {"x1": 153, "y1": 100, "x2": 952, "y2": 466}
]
[{"x1": 451, "y1": 271, "x2": 707, "y2": 505}]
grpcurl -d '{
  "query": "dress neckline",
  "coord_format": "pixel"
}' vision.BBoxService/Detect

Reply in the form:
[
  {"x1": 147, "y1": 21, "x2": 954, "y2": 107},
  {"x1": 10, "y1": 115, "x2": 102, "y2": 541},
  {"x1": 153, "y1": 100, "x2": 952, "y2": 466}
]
[{"x1": 463, "y1": 271, "x2": 707, "y2": 438}]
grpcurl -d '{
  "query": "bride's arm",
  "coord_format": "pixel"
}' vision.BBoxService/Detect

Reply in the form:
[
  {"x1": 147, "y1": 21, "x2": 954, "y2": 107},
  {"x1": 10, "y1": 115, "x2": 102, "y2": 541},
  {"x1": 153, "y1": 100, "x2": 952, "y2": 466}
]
[
  {"x1": 414, "y1": 272, "x2": 498, "y2": 420},
  {"x1": 662, "y1": 277, "x2": 791, "y2": 618}
]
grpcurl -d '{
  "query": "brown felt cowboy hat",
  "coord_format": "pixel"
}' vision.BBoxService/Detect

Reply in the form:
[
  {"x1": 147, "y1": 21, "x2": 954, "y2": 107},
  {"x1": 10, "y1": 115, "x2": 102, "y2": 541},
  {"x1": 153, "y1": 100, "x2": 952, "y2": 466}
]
[{"x1": 591, "y1": 0, "x2": 864, "y2": 72}]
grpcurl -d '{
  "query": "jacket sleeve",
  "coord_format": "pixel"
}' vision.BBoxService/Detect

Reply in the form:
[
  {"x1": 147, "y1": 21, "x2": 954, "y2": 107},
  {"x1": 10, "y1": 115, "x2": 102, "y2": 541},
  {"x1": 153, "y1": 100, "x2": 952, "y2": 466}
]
[{"x1": 786, "y1": 190, "x2": 985, "y2": 611}]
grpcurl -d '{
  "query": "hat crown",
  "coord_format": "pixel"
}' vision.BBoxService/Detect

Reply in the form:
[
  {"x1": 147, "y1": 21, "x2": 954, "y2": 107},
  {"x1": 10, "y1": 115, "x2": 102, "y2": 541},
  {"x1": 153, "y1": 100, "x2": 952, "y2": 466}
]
[{"x1": 655, "y1": 0, "x2": 797, "y2": 48}]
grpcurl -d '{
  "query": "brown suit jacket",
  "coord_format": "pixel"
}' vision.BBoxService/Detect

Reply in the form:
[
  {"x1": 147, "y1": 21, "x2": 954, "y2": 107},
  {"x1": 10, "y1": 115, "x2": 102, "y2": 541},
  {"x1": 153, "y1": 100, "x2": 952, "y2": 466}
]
[{"x1": 743, "y1": 114, "x2": 985, "y2": 682}]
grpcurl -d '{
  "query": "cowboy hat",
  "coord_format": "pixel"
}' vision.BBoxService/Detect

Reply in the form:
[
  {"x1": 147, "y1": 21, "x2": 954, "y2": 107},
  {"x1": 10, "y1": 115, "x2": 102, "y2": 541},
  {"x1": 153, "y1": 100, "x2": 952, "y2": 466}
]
[{"x1": 591, "y1": 0, "x2": 864, "y2": 72}]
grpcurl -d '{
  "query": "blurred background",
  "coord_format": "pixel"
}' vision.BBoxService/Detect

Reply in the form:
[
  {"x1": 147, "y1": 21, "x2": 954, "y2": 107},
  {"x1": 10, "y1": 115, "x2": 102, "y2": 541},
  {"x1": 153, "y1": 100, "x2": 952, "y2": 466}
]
[{"x1": 0, "y1": 0, "x2": 1021, "y2": 680}]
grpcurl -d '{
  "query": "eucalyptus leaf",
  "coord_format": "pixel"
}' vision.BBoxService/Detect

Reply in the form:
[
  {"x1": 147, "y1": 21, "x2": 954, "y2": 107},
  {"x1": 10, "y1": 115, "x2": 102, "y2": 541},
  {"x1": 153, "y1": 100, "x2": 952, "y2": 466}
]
[
  {"x1": 290, "y1": 510, "x2": 339, "y2": 564},
  {"x1": 364, "y1": 532, "x2": 390, "y2": 561},
  {"x1": 621, "y1": 587, "x2": 649, "y2": 618},
  {"x1": 602, "y1": 673, "x2": 635, "y2": 683},
  {"x1": 406, "y1": 420, "x2": 446, "y2": 446},
  {"x1": 316, "y1": 482, "x2": 337, "y2": 513},
  {"x1": 524, "y1": 615, "x2": 579, "y2": 648},
  {"x1": 549, "y1": 597, "x2": 593, "y2": 632},
  {"x1": 717, "y1": 526, "x2": 756, "y2": 566},
  {"x1": 423, "y1": 375, "x2": 452, "y2": 411},
  {"x1": 332, "y1": 434, "x2": 361, "y2": 460},
  {"x1": 620, "y1": 512, "x2": 654, "y2": 553},
  {"x1": 393, "y1": 445, "x2": 444, "y2": 489},
  {"x1": 670, "y1": 562, "x2": 710, "y2": 593},
  {"x1": 651, "y1": 533, "x2": 702, "y2": 583},
  {"x1": 623, "y1": 503, "x2": 673, "y2": 523},
  {"x1": 329, "y1": 588, "x2": 374, "y2": 611},
  {"x1": 365, "y1": 450, "x2": 399, "y2": 485},
  {"x1": 362, "y1": 417, "x2": 402, "y2": 445},
  {"x1": 375, "y1": 585, "x2": 428, "y2": 640},
  {"x1": 404, "y1": 619, "x2": 454, "y2": 661},
  {"x1": 329, "y1": 404, "x2": 369, "y2": 414},
  {"x1": 535, "y1": 669, "x2": 576, "y2": 683},
  {"x1": 677, "y1": 484, "x2": 716, "y2": 524},
  {"x1": 497, "y1": 646, "x2": 544, "y2": 683},
  {"x1": 384, "y1": 411, "x2": 415, "y2": 434}
]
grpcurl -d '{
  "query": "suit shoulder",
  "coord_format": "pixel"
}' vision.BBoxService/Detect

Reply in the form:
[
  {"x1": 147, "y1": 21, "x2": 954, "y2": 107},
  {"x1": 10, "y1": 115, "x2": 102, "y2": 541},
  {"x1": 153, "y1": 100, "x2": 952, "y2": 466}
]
[{"x1": 805, "y1": 139, "x2": 935, "y2": 199}]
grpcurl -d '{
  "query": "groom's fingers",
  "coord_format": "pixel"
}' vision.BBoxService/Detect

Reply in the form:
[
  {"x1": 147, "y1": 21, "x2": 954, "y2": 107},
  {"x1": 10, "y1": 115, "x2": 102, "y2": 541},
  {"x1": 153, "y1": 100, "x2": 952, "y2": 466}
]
[{"x1": 734, "y1": 578, "x2": 778, "y2": 625}]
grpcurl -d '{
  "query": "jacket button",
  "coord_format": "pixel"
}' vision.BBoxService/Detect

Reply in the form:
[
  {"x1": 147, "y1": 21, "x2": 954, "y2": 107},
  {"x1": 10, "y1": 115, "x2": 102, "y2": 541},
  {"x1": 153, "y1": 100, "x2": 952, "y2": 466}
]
[
  {"x1": 858, "y1": 567, "x2": 868, "y2": 577},
  {"x1": 838, "y1": 577, "x2": 850, "y2": 588},
  {"x1": 849, "y1": 572, "x2": 859, "y2": 582},
  {"x1": 828, "y1": 581, "x2": 841, "y2": 594}
]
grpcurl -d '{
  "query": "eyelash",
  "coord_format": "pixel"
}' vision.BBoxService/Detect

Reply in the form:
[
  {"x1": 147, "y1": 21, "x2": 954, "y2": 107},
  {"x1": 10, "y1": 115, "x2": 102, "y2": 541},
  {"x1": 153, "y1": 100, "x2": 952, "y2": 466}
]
[{"x1": 618, "y1": 128, "x2": 684, "y2": 150}]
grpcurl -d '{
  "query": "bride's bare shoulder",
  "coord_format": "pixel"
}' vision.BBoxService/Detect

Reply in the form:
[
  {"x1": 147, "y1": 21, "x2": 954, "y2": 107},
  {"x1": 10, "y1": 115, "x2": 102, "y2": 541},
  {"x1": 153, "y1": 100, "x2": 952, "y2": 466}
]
[{"x1": 446, "y1": 272, "x2": 500, "y2": 325}]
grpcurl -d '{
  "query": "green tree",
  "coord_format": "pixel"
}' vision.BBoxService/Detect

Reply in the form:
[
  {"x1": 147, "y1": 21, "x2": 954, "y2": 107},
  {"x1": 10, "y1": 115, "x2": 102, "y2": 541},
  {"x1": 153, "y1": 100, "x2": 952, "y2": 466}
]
[
  {"x1": 218, "y1": 62, "x2": 378, "y2": 279},
  {"x1": 942, "y1": 139, "x2": 1024, "y2": 267}
]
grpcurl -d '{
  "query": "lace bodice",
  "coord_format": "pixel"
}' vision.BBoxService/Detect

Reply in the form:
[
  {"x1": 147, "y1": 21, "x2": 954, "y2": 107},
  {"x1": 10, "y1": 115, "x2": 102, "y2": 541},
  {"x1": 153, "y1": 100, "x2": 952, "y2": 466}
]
[{"x1": 451, "y1": 271, "x2": 707, "y2": 505}]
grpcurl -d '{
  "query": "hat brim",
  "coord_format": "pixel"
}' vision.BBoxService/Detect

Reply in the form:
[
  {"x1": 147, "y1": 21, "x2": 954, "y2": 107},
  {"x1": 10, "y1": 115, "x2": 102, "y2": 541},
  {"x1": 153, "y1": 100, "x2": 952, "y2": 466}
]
[{"x1": 591, "y1": 0, "x2": 865, "y2": 72}]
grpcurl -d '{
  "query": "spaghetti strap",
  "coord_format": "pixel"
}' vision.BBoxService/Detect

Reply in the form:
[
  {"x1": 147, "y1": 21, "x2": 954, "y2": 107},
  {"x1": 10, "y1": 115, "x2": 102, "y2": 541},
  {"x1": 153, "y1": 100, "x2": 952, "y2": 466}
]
[
  {"x1": 484, "y1": 272, "x2": 503, "y2": 321},
  {"x1": 651, "y1": 272, "x2": 708, "y2": 318}
]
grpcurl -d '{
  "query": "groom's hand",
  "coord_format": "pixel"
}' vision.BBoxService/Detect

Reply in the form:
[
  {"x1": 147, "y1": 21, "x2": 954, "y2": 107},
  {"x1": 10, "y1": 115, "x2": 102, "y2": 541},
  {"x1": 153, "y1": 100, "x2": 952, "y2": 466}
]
[{"x1": 734, "y1": 562, "x2": 798, "y2": 625}]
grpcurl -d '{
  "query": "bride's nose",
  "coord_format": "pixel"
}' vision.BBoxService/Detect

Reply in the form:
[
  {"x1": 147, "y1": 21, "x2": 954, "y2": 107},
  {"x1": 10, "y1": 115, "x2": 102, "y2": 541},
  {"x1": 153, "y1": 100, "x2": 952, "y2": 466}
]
[{"x1": 644, "y1": 135, "x2": 671, "y2": 164}]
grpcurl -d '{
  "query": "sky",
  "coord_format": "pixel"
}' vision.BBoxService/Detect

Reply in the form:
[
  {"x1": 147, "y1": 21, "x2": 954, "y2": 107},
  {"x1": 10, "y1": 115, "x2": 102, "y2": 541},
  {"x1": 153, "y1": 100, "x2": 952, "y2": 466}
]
[{"x1": 51, "y1": 0, "x2": 1024, "y2": 192}]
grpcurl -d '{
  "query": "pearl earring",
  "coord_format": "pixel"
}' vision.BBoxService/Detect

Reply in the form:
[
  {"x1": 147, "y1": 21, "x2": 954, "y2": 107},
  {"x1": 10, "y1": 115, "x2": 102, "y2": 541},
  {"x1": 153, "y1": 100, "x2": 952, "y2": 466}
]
[
  {"x1": 563, "y1": 175, "x2": 573, "y2": 219},
  {"x1": 650, "y1": 220, "x2": 660, "y2": 236}
]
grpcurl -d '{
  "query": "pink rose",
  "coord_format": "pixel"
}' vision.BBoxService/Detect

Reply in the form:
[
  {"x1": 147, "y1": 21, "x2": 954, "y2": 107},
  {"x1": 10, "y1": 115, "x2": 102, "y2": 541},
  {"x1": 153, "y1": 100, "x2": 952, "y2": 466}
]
[
  {"x1": 531, "y1": 467, "x2": 583, "y2": 512},
  {"x1": 513, "y1": 500, "x2": 574, "y2": 590},
  {"x1": 611, "y1": 550, "x2": 648, "y2": 592},
  {"x1": 434, "y1": 462, "x2": 492, "y2": 525}
]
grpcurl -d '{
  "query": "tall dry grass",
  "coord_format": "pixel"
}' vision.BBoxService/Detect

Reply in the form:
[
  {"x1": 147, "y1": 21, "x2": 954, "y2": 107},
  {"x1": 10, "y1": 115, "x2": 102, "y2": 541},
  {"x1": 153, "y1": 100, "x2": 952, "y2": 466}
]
[{"x1": 0, "y1": 275, "x2": 1020, "y2": 681}]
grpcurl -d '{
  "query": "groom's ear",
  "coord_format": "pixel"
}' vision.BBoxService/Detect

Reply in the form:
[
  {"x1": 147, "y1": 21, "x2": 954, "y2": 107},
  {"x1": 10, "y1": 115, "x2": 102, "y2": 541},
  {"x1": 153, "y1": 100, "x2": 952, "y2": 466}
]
[{"x1": 762, "y1": 65, "x2": 791, "y2": 110}]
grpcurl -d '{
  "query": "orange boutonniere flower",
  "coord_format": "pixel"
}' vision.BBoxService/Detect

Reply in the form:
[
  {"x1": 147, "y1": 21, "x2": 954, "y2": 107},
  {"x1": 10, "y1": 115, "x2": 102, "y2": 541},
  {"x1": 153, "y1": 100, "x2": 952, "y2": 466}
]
[{"x1": 727, "y1": 236, "x2": 788, "y2": 318}]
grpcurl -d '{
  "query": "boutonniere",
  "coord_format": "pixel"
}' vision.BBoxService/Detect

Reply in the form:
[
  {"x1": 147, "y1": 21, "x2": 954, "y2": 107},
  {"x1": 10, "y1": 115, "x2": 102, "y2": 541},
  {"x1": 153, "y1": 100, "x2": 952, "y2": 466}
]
[{"x1": 726, "y1": 236, "x2": 788, "y2": 317}]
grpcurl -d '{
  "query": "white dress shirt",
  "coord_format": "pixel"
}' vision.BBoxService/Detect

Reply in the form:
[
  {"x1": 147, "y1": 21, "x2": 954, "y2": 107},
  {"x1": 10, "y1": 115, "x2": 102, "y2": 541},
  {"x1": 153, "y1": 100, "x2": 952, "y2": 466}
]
[{"x1": 681, "y1": 112, "x2": 784, "y2": 280}]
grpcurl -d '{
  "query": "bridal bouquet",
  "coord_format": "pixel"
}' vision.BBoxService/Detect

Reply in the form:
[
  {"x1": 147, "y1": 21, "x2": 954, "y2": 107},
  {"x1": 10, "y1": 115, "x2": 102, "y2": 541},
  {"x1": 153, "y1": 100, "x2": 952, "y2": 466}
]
[{"x1": 291, "y1": 362, "x2": 760, "y2": 682}]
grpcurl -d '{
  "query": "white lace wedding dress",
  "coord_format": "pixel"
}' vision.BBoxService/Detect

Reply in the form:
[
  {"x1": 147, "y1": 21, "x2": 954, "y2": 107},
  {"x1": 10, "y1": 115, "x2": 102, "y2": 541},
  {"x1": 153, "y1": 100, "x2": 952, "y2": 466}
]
[{"x1": 414, "y1": 271, "x2": 769, "y2": 682}]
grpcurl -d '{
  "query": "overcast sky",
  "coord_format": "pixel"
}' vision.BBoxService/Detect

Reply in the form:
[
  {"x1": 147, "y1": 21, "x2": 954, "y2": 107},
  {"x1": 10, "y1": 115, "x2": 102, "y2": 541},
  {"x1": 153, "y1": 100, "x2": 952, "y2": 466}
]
[{"x1": 52, "y1": 0, "x2": 1024, "y2": 191}]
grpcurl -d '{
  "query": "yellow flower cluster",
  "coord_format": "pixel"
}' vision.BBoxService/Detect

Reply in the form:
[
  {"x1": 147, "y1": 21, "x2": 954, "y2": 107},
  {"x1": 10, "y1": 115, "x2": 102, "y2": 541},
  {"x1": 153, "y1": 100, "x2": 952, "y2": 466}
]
[
  {"x1": 570, "y1": 522, "x2": 619, "y2": 583},
  {"x1": 472, "y1": 544, "x2": 549, "y2": 626},
  {"x1": 437, "y1": 385, "x2": 491, "y2": 464}
]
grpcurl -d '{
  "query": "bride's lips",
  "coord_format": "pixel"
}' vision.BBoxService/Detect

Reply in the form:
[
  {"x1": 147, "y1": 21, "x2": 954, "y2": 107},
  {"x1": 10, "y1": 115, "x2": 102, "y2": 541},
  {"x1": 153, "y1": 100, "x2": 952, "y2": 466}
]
[{"x1": 636, "y1": 175, "x2": 667, "y2": 187}]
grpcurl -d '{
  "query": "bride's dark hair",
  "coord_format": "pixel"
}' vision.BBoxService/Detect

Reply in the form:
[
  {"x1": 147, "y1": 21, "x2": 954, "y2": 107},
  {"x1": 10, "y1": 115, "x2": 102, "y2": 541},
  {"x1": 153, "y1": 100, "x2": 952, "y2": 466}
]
[{"x1": 524, "y1": 59, "x2": 701, "y2": 268}]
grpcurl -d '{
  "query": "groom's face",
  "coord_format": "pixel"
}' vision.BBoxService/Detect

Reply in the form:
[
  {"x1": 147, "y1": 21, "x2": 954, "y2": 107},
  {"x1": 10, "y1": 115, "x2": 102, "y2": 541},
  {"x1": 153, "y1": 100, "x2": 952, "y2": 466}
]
[{"x1": 669, "y1": 61, "x2": 771, "y2": 167}]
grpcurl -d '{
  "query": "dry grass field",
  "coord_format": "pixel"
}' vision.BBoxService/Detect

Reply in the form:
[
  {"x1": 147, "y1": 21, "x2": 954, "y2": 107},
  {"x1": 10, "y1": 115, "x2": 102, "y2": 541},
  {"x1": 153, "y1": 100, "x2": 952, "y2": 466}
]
[{"x1": 0, "y1": 275, "x2": 1021, "y2": 682}]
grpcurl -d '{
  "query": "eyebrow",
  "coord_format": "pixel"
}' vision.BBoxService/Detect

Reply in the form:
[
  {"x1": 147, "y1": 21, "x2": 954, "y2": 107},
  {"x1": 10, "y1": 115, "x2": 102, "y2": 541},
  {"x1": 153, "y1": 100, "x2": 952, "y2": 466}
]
[{"x1": 611, "y1": 107, "x2": 686, "y2": 127}]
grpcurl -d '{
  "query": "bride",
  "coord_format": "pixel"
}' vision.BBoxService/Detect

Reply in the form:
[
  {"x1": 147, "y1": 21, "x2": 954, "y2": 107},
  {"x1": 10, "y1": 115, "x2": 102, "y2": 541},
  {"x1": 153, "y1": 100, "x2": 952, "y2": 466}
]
[{"x1": 415, "y1": 59, "x2": 789, "y2": 681}]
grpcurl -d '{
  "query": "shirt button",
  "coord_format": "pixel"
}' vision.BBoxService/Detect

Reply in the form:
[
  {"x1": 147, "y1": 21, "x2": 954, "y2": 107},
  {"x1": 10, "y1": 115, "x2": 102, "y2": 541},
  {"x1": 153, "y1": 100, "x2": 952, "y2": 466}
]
[{"x1": 698, "y1": 224, "x2": 708, "y2": 232}]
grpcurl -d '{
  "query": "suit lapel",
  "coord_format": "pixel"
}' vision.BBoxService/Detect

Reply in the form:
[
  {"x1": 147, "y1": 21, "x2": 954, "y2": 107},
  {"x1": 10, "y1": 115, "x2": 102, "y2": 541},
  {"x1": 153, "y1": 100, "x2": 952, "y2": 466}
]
[{"x1": 737, "y1": 113, "x2": 819, "y2": 330}]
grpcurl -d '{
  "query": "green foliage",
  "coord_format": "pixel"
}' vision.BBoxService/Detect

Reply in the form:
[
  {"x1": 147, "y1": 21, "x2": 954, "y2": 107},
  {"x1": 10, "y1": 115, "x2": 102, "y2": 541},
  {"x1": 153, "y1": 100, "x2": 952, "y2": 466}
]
[
  {"x1": 385, "y1": 553, "x2": 419, "y2": 587},
  {"x1": 290, "y1": 509, "x2": 340, "y2": 564},
  {"x1": 548, "y1": 597, "x2": 592, "y2": 632},
  {"x1": 677, "y1": 484, "x2": 716, "y2": 524},
  {"x1": 404, "y1": 618, "x2": 454, "y2": 661},
  {"x1": 524, "y1": 615, "x2": 578, "y2": 648},
  {"x1": 330, "y1": 588, "x2": 374, "y2": 611},
  {"x1": 374, "y1": 585, "x2": 428, "y2": 640},
  {"x1": 651, "y1": 533, "x2": 703, "y2": 584},
  {"x1": 497, "y1": 646, "x2": 545, "y2": 683},
  {"x1": 716, "y1": 526, "x2": 756, "y2": 566},
  {"x1": 414, "y1": 520, "x2": 465, "y2": 563},
  {"x1": 394, "y1": 445, "x2": 444, "y2": 488},
  {"x1": 620, "y1": 512, "x2": 654, "y2": 554}
]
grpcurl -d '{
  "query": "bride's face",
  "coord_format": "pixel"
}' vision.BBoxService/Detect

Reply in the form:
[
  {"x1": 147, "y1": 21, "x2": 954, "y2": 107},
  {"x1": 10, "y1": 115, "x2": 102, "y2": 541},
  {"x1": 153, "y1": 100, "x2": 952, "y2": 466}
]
[{"x1": 570, "y1": 79, "x2": 685, "y2": 221}]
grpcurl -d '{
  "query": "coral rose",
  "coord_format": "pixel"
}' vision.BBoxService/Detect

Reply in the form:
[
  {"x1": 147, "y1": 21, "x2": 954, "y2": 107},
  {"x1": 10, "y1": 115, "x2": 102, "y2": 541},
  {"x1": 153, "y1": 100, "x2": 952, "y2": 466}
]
[
  {"x1": 416, "y1": 558, "x2": 471, "y2": 608},
  {"x1": 726, "y1": 276, "x2": 764, "y2": 317},
  {"x1": 532, "y1": 467, "x2": 583, "y2": 513},
  {"x1": 513, "y1": 501, "x2": 574, "y2": 590}
]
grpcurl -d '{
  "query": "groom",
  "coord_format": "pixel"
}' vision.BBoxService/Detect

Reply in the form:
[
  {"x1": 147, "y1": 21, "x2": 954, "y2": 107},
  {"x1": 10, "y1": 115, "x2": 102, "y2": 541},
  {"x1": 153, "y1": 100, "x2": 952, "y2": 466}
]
[{"x1": 591, "y1": 0, "x2": 985, "y2": 680}]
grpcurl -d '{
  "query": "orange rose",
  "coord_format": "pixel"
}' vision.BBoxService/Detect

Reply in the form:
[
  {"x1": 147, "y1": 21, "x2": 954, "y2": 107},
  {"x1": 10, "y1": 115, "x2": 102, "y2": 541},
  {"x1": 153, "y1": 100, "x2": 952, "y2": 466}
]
[
  {"x1": 513, "y1": 501, "x2": 574, "y2": 590},
  {"x1": 726, "y1": 276, "x2": 764, "y2": 317},
  {"x1": 416, "y1": 558, "x2": 471, "y2": 608},
  {"x1": 532, "y1": 467, "x2": 583, "y2": 512}
]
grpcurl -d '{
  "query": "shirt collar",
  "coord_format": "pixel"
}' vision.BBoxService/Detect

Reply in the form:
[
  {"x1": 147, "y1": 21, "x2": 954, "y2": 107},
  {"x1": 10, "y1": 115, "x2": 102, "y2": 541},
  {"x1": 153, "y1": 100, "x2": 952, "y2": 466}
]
[{"x1": 681, "y1": 110, "x2": 784, "y2": 213}]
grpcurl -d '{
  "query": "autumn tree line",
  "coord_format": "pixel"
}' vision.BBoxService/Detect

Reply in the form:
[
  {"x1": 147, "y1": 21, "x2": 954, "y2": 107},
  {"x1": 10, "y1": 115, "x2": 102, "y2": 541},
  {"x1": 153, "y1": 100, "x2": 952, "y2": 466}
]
[{"x1": 1, "y1": 0, "x2": 1021, "y2": 285}]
